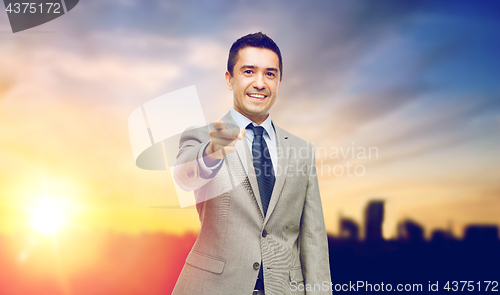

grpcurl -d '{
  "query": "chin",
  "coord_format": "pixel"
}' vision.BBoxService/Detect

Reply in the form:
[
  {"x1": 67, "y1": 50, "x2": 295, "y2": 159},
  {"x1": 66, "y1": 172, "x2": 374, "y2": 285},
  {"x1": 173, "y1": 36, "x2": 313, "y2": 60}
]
[{"x1": 247, "y1": 106, "x2": 267, "y2": 115}]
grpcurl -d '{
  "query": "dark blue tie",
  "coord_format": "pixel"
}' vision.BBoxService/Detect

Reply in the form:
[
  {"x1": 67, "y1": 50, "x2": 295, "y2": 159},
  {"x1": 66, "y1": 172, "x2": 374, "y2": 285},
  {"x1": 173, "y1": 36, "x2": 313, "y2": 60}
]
[{"x1": 247, "y1": 124, "x2": 275, "y2": 216}]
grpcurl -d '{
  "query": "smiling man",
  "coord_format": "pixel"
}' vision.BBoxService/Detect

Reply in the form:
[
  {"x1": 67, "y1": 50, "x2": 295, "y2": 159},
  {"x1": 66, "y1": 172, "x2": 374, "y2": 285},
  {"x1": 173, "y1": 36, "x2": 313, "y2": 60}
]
[{"x1": 172, "y1": 32, "x2": 331, "y2": 295}]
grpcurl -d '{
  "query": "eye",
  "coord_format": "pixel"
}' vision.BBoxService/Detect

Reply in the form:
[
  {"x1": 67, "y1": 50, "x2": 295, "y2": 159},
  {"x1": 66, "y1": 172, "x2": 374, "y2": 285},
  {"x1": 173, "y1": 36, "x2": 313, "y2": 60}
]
[
  {"x1": 266, "y1": 72, "x2": 276, "y2": 77},
  {"x1": 244, "y1": 70, "x2": 253, "y2": 74}
]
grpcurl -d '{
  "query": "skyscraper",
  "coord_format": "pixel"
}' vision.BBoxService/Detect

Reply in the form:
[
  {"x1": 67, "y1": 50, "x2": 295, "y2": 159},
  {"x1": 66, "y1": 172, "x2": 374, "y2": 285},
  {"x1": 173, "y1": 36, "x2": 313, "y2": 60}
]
[{"x1": 364, "y1": 200, "x2": 384, "y2": 241}]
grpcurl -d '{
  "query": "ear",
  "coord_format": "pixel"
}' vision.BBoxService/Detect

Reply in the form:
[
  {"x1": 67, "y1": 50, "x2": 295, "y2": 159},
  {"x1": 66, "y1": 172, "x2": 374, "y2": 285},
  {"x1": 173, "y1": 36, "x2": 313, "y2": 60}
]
[
  {"x1": 277, "y1": 76, "x2": 282, "y2": 94},
  {"x1": 225, "y1": 71, "x2": 233, "y2": 91}
]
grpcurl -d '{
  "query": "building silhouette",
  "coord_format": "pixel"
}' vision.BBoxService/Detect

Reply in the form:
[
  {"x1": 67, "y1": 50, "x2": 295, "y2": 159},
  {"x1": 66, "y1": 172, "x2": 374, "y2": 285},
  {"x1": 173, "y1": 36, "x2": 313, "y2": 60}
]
[
  {"x1": 463, "y1": 225, "x2": 499, "y2": 243},
  {"x1": 398, "y1": 219, "x2": 425, "y2": 242},
  {"x1": 339, "y1": 217, "x2": 359, "y2": 241},
  {"x1": 430, "y1": 229, "x2": 454, "y2": 243},
  {"x1": 364, "y1": 200, "x2": 384, "y2": 241}
]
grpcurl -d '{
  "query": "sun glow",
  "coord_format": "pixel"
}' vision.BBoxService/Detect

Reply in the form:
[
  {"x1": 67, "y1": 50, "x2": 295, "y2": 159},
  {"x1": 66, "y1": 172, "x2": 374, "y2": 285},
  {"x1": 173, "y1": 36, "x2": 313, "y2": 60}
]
[{"x1": 28, "y1": 197, "x2": 68, "y2": 235}]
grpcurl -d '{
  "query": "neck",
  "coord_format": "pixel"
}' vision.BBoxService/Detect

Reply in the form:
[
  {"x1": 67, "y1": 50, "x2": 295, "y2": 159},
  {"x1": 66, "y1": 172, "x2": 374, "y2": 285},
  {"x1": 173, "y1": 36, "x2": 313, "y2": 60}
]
[
  {"x1": 233, "y1": 107, "x2": 268, "y2": 125},
  {"x1": 250, "y1": 115, "x2": 267, "y2": 125},
  {"x1": 241, "y1": 112, "x2": 268, "y2": 125}
]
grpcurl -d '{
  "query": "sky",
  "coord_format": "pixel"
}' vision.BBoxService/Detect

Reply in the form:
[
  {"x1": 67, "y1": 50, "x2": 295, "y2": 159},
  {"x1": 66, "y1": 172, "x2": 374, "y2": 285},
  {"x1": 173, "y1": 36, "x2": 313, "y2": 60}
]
[{"x1": 0, "y1": 0, "x2": 499, "y2": 238}]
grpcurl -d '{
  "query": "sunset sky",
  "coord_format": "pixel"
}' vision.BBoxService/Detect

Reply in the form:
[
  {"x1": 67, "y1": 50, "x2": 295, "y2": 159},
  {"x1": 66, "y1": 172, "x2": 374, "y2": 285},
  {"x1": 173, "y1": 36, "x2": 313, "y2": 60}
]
[{"x1": 1, "y1": 0, "x2": 499, "y2": 240}]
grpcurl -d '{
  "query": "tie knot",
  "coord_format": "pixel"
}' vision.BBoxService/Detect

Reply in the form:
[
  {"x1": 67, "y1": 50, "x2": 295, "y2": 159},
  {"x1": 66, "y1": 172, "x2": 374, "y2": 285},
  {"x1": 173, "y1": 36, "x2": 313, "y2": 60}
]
[{"x1": 246, "y1": 124, "x2": 265, "y2": 137}]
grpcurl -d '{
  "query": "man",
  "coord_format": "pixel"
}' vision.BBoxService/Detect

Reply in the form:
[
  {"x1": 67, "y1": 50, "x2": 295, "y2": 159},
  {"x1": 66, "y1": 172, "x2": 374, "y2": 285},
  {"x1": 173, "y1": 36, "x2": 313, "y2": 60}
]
[{"x1": 172, "y1": 32, "x2": 331, "y2": 295}]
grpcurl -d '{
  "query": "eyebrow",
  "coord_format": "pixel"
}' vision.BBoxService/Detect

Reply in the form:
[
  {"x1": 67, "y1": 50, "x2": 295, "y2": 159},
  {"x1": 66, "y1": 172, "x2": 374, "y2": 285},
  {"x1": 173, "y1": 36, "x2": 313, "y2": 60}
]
[{"x1": 240, "y1": 65, "x2": 278, "y2": 73}]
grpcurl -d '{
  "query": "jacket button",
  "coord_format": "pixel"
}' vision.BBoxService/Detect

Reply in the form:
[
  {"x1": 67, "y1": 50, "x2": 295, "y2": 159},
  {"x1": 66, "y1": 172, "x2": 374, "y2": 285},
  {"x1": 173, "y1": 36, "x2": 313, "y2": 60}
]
[
  {"x1": 253, "y1": 262, "x2": 260, "y2": 270},
  {"x1": 262, "y1": 229, "x2": 267, "y2": 237}
]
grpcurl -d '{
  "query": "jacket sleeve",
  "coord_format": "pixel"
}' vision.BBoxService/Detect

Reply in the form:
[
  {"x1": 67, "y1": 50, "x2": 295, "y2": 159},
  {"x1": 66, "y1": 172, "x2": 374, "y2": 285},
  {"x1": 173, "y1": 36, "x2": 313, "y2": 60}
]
[
  {"x1": 173, "y1": 126, "x2": 223, "y2": 192},
  {"x1": 299, "y1": 143, "x2": 332, "y2": 294}
]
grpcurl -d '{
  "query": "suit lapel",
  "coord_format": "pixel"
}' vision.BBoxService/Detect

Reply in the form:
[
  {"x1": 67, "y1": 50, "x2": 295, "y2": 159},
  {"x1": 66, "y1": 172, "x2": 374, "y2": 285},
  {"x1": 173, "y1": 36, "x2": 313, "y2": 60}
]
[
  {"x1": 221, "y1": 112, "x2": 265, "y2": 217},
  {"x1": 263, "y1": 124, "x2": 290, "y2": 226}
]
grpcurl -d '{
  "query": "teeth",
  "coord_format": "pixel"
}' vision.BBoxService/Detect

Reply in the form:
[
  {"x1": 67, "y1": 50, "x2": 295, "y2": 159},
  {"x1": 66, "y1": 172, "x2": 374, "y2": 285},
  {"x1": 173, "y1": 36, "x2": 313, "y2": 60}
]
[{"x1": 248, "y1": 94, "x2": 266, "y2": 98}]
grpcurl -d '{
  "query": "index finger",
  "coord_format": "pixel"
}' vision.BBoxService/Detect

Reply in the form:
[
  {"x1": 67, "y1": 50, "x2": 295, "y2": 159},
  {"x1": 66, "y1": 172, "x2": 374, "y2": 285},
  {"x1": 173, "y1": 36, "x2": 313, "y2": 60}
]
[{"x1": 213, "y1": 120, "x2": 228, "y2": 131}]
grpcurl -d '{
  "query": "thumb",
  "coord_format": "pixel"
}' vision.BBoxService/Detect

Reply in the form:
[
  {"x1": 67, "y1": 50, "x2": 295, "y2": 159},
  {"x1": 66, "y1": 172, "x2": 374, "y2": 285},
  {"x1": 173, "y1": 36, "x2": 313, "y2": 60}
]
[{"x1": 237, "y1": 128, "x2": 246, "y2": 140}]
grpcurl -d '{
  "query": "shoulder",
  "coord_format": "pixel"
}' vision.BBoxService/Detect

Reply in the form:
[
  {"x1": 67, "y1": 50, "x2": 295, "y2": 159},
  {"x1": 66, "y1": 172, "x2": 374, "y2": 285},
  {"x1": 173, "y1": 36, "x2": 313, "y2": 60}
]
[
  {"x1": 274, "y1": 124, "x2": 316, "y2": 165},
  {"x1": 274, "y1": 124, "x2": 312, "y2": 149}
]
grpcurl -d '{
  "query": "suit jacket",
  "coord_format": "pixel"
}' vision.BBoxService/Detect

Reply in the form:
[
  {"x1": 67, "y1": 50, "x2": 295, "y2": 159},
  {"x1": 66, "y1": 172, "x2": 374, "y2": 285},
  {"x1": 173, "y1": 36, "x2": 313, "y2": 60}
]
[{"x1": 172, "y1": 111, "x2": 331, "y2": 295}]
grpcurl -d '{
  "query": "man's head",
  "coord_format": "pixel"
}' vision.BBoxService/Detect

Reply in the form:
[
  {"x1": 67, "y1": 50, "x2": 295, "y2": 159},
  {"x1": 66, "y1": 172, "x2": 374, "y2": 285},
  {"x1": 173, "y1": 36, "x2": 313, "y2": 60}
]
[
  {"x1": 226, "y1": 32, "x2": 283, "y2": 125},
  {"x1": 227, "y1": 32, "x2": 283, "y2": 81}
]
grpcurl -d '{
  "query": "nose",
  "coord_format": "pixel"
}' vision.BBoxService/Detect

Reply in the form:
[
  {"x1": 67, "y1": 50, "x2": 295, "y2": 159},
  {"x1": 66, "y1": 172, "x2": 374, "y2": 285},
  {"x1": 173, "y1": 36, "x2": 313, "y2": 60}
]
[{"x1": 252, "y1": 73, "x2": 266, "y2": 90}]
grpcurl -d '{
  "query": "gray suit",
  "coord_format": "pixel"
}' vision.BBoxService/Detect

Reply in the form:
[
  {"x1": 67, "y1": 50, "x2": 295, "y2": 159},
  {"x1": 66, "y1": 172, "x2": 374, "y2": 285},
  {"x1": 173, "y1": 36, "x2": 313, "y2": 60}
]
[{"x1": 172, "y1": 112, "x2": 331, "y2": 294}]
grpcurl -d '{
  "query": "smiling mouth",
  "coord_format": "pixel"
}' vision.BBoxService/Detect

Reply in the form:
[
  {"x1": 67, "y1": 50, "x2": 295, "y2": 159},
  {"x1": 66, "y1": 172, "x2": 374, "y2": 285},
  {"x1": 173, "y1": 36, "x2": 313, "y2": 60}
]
[{"x1": 247, "y1": 93, "x2": 267, "y2": 99}]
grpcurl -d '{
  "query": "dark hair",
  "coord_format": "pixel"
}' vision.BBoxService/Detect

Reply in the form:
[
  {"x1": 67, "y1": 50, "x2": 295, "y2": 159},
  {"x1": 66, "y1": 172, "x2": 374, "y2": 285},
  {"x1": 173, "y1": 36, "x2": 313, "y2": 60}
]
[{"x1": 227, "y1": 32, "x2": 283, "y2": 80}]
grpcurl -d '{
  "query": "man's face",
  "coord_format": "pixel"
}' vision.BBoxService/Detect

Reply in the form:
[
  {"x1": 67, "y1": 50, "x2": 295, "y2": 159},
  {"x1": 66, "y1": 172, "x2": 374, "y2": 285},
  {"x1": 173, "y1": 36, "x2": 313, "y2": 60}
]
[{"x1": 226, "y1": 47, "x2": 281, "y2": 125}]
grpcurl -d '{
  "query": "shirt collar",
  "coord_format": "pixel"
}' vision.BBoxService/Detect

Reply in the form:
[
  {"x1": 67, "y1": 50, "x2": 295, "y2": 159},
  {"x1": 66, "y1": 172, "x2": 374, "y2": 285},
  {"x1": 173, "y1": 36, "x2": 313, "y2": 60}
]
[{"x1": 230, "y1": 108, "x2": 276, "y2": 142}]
